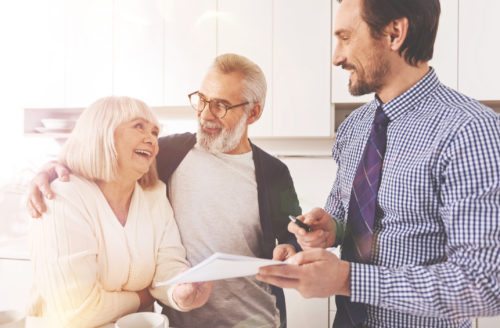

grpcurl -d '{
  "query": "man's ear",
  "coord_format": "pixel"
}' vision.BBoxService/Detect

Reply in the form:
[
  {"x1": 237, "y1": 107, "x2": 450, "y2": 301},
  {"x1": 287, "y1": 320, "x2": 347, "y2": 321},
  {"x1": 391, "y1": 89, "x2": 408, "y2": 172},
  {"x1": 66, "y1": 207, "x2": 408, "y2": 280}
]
[
  {"x1": 246, "y1": 103, "x2": 263, "y2": 125},
  {"x1": 385, "y1": 16, "x2": 409, "y2": 52}
]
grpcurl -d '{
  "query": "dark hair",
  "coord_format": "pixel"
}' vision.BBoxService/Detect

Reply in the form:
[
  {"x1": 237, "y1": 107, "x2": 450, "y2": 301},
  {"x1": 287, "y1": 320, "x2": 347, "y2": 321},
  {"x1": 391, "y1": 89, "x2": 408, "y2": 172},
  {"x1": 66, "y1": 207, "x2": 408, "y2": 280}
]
[{"x1": 339, "y1": 0, "x2": 441, "y2": 66}]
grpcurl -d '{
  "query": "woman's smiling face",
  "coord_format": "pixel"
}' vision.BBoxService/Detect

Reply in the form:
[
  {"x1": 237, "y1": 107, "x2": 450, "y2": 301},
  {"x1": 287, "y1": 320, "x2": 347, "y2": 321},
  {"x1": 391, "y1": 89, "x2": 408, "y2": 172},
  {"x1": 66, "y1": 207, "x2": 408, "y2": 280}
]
[{"x1": 113, "y1": 117, "x2": 159, "y2": 181}]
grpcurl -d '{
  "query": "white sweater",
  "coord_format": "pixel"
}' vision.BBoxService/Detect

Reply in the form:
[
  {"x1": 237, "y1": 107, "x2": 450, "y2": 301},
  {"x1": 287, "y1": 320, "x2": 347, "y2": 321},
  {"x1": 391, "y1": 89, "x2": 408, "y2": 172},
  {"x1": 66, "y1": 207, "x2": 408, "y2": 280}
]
[{"x1": 29, "y1": 175, "x2": 189, "y2": 327}]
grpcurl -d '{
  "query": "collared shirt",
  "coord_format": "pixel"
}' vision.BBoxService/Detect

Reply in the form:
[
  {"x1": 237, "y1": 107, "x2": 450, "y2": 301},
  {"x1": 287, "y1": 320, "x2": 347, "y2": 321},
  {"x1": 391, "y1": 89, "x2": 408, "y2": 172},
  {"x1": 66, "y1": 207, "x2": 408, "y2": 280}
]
[{"x1": 325, "y1": 69, "x2": 500, "y2": 327}]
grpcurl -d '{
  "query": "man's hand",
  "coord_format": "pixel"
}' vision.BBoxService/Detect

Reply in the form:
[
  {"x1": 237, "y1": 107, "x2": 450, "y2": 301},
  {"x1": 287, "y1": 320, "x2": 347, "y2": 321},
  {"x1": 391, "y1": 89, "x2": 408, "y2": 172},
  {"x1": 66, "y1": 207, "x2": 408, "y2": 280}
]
[
  {"x1": 256, "y1": 248, "x2": 350, "y2": 298},
  {"x1": 172, "y1": 281, "x2": 214, "y2": 311},
  {"x1": 272, "y1": 244, "x2": 297, "y2": 261},
  {"x1": 288, "y1": 207, "x2": 336, "y2": 250},
  {"x1": 27, "y1": 161, "x2": 70, "y2": 218}
]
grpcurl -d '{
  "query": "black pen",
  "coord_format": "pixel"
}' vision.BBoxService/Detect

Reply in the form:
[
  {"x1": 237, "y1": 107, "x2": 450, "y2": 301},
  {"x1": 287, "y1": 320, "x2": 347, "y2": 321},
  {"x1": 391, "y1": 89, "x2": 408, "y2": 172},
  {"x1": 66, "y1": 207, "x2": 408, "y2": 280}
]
[{"x1": 288, "y1": 215, "x2": 311, "y2": 232}]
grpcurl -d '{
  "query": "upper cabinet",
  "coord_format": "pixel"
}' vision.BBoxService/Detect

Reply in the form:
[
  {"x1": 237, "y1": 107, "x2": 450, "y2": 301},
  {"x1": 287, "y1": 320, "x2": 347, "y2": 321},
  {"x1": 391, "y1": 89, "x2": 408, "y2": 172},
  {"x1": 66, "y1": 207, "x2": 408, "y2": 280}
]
[
  {"x1": 114, "y1": 0, "x2": 216, "y2": 107},
  {"x1": 430, "y1": 0, "x2": 458, "y2": 89},
  {"x1": 272, "y1": 0, "x2": 332, "y2": 137},
  {"x1": 65, "y1": 0, "x2": 113, "y2": 107},
  {"x1": 22, "y1": 0, "x2": 66, "y2": 108},
  {"x1": 458, "y1": 0, "x2": 500, "y2": 100},
  {"x1": 217, "y1": 0, "x2": 274, "y2": 137},
  {"x1": 163, "y1": 0, "x2": 217, "y2": 106},
  {"x1": 21, "y1": 0, "x2": 498, "y2": 138},
  {"x1": 218, "y1": 0, "x2": 332, "y2": 137},
  {"x1": 113, "y1": 0, "x2": 164, "y2": 106}
]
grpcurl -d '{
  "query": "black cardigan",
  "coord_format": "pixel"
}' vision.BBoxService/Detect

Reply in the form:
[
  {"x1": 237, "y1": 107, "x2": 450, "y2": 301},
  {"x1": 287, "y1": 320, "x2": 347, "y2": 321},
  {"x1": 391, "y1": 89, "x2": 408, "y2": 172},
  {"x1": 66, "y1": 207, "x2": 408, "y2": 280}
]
[{"x1": 156, "y1": 132, "x2": 302, "y2": 327}]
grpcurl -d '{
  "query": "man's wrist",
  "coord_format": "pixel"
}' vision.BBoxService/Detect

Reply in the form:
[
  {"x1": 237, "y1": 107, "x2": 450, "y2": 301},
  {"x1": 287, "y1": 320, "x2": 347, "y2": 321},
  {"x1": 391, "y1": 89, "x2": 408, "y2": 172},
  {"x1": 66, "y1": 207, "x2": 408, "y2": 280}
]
[
  {"x1": 333, "y1": 218, "x2": 344, "y2": 246},
  {"x1": 338, "y1": 260, "x2": 351, "y2": 296}
]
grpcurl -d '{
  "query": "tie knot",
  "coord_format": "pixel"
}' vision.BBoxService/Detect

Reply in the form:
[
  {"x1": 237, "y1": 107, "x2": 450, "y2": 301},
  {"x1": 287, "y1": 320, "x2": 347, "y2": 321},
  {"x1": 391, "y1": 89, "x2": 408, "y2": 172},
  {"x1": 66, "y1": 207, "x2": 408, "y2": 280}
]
[{"x1": 374, "y1": 106, "x2": 389, "y2": 126}]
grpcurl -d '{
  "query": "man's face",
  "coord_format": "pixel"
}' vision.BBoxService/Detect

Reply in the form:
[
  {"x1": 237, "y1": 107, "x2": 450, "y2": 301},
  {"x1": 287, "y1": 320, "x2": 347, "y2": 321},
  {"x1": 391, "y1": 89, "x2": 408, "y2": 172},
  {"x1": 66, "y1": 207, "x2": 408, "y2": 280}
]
[
  {"x1": 332, "y1": 0, "x2": 390, "y2": 96},
  {"x1": 196, "y1": 69, "x2": 249, "y2": 154}
]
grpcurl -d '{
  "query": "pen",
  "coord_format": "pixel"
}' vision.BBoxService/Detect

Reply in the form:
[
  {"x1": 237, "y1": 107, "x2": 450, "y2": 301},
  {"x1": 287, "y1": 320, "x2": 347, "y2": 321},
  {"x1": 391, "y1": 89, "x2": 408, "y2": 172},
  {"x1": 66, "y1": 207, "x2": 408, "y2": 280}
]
[{"x1": 288, "y1": 215, "x2": 311, "y2": 232}]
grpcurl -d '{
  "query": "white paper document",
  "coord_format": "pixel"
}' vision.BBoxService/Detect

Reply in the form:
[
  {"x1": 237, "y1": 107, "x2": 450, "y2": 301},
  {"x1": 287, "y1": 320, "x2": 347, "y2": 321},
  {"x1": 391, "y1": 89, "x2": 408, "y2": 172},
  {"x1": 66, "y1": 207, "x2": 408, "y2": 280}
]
[{"x1": 155, "y1": 252, "x2": 287, "y2": 286}]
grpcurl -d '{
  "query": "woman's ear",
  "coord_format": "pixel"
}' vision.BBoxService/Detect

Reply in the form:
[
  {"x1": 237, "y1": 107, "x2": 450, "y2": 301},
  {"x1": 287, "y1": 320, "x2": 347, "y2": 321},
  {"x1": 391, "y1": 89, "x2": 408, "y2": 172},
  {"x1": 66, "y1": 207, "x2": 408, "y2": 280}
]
[
  {"x1": 385, "y1": 16, "x2": 409, "y2": 52},
  {"x1": 246, "y1": 103, "x2": 263, "y2": 125}
]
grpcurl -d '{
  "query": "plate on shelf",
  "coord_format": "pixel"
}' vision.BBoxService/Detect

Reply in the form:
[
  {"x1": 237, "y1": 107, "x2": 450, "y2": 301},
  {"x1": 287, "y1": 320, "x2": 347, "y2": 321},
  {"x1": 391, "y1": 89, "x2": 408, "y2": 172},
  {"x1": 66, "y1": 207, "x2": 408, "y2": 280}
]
[
  {"x1": 41, "y1": 118, "x2": 76, "y2": 130},
  {"x1": 34, "y1": 127, "x2": 73, "y2": 134}
]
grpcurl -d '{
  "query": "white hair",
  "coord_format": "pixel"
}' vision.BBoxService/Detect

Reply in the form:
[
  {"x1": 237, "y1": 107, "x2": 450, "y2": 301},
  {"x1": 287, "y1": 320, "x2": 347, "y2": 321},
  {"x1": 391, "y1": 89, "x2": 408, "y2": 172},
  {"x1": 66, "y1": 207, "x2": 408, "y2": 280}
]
[
  {"x1": 211, "y1": 53, "x2": 267, "y2": 110},
  {"x1": 60, "y1": 96, "x2": 160, "y2": 188}
]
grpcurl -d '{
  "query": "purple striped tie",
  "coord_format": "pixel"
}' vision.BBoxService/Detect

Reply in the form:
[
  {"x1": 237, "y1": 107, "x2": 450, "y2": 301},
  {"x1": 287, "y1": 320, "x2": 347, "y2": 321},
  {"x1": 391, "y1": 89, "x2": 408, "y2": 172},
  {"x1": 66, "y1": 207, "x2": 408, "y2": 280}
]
[{"x1": 334, "y1": 106, "x2": 389, "y2": 328}]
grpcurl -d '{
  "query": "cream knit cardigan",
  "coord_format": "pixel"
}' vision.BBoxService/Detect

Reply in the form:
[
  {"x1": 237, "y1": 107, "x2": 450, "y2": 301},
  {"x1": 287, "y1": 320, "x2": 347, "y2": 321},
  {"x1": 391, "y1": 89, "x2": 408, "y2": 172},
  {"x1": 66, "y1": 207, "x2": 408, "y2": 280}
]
[{"x1": 29, "y1": 175, "x2": 189, "y2": 327}]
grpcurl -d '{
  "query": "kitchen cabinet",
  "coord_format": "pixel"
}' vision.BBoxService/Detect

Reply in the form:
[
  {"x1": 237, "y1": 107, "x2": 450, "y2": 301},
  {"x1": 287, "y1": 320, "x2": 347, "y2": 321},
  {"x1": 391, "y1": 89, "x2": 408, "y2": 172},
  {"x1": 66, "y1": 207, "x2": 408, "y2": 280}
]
[
  {"x1": 478, "y1": 317, "x2": 499, "y2": 328},
  {"x1": 429, "y1": 0, "x2": 458, "y2": 89},
  {"x1": 21, "y1": 0, "x2": 113, "y2": 108},
  {"x1": 16, "y1": 0, "x2": 112, "y2": 109},
  {"x1": 64, "y1": 0, "x2": 113, "y2": 107},
  {"x1": 0, "y1": 259, "x2": 32, "y2": 313},
  {"x1": 22, "y1": 0, "x2": 331, "y2": 137},
  {"x1": 330, "y1": 0, "x2": 459, "y2": 103},
  {"x1": 273, "y1": 0, "x2": 332, "y2": 137},
  {"x1": 217, "y1": 0, "x2": 274, "y2": 137},
  {"x1": 218, "y1": 0, "x2": 331, "y2": 137},
  {"x1": 279, "y1": 156, "x2": 337, "y2": 328},
  {"x1": 285, "y1": 289, "x2": 329, "y2": 328},
  {"x1": 113, "y1": 0, "x2": 164, "y2": 106},
  {"x1": 21, "y1": 0, "x2": 65, "y2": 108},
  {"x1": 458, "y1": 0, "x2": 500, "y2": 100},
  {"x1": 163, "y1": 0, "x2": 217, "y2": 106},
  {"x1": 23, "y1": 0, "x2": 215, "y2": 109}
]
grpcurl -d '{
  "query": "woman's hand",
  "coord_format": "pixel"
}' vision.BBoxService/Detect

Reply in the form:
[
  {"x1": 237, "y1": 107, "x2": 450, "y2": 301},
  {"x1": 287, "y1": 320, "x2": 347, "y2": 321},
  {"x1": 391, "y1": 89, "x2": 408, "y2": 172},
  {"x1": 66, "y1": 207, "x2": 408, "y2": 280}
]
[
  {"x1": 137, "y1": 288, "x2": 154, "y2": 311},
  {"x1": 172, "y1": 281, "x2": 214, "y2": 311},
  {"x1": 272, "y1": 244, "x2": 297, "y2": 261}
]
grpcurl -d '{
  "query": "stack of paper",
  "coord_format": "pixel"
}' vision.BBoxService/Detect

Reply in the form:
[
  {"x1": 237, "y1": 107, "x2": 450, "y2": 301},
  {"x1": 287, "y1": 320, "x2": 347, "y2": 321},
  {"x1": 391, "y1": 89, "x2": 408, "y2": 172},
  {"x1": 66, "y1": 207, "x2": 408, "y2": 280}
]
[{"x1": 155, "y1": 252, "x2": 287, "y2": 286}]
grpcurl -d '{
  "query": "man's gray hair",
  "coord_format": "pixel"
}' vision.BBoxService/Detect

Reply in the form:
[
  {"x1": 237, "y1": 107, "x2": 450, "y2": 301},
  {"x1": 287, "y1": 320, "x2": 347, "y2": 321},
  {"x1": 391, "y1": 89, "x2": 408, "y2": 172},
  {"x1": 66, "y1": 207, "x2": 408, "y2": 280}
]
[{"x1": 210, "y1": 53, "x2": 267, "y2": 110}]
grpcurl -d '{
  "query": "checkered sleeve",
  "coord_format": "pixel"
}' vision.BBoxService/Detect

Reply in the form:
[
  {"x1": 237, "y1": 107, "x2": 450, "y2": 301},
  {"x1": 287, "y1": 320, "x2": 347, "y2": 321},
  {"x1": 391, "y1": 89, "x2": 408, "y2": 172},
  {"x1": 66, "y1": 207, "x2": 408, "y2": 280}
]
[{"x1": 350, "y1": 114, "x2": 500, "y2": 320}]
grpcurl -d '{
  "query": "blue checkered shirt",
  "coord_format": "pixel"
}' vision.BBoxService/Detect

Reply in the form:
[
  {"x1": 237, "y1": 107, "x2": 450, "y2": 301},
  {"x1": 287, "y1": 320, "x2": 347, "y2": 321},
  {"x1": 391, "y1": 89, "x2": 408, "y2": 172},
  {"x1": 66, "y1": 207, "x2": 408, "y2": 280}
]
[{"x1": 325, "y1": 69, "x2": 500, "y2": 327}]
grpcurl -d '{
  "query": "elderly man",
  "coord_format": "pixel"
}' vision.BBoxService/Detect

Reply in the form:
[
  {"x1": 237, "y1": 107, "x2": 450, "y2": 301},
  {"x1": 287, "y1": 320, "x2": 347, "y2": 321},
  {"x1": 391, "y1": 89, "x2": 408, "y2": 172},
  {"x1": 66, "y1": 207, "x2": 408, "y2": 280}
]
[
  {"x1": 257, "y1": 0, "x2": 500, "y2": 327},
  {"x1": 28, "y1": 53, "x2": 301, "y2": 328}
]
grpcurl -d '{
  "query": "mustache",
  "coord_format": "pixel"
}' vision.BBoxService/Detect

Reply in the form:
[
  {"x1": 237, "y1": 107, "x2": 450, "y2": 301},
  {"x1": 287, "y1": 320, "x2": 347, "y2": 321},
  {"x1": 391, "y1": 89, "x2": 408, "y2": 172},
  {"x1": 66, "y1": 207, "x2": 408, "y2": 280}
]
[
  {"x1": 199, "y1": 119, "x2": 222, "y2": 129},
  {"x1": 341, "y1": 63, "x2": 356, "y2": 71}
]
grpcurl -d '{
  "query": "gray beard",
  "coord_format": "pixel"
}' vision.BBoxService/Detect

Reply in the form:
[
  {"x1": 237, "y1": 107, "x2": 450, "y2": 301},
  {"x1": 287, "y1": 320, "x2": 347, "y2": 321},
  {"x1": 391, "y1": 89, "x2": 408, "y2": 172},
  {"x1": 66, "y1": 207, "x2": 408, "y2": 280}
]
[{"x1": 196, "y1": 113, "x2": 248, "y2": 154}]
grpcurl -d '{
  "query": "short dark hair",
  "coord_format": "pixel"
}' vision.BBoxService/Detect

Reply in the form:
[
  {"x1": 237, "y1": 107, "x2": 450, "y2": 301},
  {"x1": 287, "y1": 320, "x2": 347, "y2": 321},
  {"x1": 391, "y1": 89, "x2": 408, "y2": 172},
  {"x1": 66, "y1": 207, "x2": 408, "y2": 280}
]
[{"x1": 339, "y1": 0, "x2": 441, "y2": 66}]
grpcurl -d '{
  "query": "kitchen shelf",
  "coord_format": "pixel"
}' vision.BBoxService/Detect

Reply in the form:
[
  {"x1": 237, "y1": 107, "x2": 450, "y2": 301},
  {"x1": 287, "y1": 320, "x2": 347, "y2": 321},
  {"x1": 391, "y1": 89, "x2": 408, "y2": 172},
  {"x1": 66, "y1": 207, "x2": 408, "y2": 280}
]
[
  {"x1": 24, "y1": 107, "x2": 83, "y2": 135},
  {"x1": 23, "y1": 106, "x2": 197, "y2": 139}
]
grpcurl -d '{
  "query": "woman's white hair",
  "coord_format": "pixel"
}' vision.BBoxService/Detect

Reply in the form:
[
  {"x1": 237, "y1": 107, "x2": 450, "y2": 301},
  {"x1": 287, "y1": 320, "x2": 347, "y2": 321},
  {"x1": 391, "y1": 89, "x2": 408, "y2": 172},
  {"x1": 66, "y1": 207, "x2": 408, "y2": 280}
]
[
  {"x1": 60, "y1": 96, "x2": 160, "y2": 188},
  {"x1": 211, "y1": 53, "x2": 267, "y2": 111}
]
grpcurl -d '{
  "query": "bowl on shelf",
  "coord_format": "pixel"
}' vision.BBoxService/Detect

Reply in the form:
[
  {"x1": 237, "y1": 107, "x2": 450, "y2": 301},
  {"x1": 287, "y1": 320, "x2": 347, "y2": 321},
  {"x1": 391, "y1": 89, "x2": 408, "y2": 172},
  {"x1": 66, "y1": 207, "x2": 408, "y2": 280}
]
[{"x1": 40, "y1": 118, "x2": 76, "y2": 130}]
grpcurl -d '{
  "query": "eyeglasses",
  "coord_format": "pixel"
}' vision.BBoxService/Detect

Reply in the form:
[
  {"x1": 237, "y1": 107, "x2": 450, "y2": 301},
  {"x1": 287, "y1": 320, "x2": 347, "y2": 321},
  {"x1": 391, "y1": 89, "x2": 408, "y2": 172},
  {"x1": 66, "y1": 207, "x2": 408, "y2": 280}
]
[{"x1": 188, "y1": 91, "x2": 249, "y2": 119}]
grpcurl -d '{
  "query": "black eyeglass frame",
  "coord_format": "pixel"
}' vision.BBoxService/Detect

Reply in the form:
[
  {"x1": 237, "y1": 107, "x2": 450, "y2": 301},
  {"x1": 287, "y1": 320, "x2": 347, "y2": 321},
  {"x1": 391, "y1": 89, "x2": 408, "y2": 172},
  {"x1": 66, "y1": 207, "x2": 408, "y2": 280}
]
[{"x1": 188, "y1": 91, "x2": 250, "y2": 119}]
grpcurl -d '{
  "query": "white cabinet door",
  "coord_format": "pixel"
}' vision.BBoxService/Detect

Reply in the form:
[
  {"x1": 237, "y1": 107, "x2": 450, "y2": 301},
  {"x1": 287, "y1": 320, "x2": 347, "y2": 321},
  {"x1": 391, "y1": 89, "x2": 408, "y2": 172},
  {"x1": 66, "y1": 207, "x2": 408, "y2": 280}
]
[
  {"x1": 478, "y1": 316, "x2": 500, "y2": 328},
  {"x1": 430, "y1": 0, "x2": 458, "y2": 89},
  {"x1": 113, "y1": 0, "x2": 164, "y2": 106},
  {"x1": 64, "y1": 0, "x2": 113, "y2": 107},
  {"x1": 19, "y1": 0, "x2": 65, "y2": 108},
  {"x1": 217, "y1": 0, "x2": 273, "y2": 137},
  {"x1": 163, "y1": 0, "x2": 216, "y2": 106},
  {"x1": 458, "y1": 0, "x2": 500, "y2": 100},
  {"x1": 0, "y1": 259, "x2": 33, "y2": 313},
  {"x1": 273, "y1": 0, "x2": 332, "y2": 137},
  {"x1": 285, "y1": 289, "x2": 329, "y2": 328}
]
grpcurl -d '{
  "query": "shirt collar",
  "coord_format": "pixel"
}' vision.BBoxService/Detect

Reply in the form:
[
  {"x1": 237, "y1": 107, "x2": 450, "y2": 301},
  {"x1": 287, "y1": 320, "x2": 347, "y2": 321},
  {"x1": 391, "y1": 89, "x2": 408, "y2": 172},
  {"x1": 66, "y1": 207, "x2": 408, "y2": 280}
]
[{"x1": 373, "y1": 68, "x2": 440, "y2": 122}]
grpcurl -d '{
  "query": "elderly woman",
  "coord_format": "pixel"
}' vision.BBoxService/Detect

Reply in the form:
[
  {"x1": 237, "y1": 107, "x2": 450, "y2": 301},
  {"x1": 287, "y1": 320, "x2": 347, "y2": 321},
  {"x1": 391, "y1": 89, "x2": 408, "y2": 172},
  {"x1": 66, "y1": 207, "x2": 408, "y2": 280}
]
[{"x1": 29, "y1": 96, "x2": 213, "y2": 327}]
